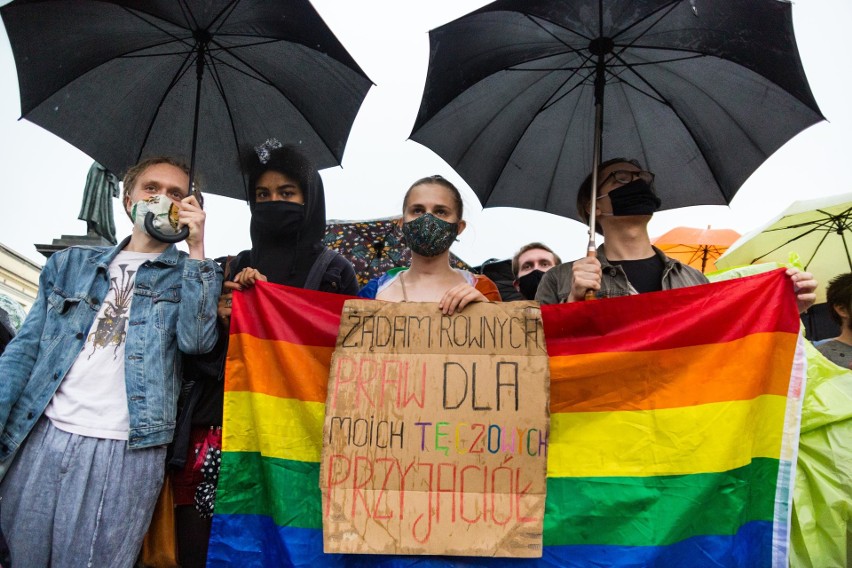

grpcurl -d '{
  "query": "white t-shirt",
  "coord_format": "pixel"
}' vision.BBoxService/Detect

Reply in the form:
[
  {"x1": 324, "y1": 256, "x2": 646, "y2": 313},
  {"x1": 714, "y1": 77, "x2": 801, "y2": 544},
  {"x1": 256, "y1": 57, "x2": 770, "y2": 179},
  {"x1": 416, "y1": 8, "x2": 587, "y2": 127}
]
[{"x1": 45, "y1": 251, "x2": 160, "y2": 440}]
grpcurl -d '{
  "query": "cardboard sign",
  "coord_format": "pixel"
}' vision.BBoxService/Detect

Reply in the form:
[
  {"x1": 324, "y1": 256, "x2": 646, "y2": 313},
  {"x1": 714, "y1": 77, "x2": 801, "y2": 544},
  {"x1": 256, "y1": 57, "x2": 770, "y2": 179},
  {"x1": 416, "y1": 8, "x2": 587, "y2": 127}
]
[{"x1": 320, "y1": 300, "x2": 550, "y2": 557}]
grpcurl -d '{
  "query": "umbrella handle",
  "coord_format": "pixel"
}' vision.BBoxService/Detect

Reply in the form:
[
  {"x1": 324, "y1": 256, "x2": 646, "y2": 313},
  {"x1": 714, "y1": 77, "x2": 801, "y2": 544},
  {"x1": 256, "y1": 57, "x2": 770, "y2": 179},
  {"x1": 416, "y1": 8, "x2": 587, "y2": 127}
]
[
  {"x1": 144, "y1": 212, "x2": 189, "y2": 243},
  {"x1": 584, "y1": 248, "x2": 597, "y2": 301}
]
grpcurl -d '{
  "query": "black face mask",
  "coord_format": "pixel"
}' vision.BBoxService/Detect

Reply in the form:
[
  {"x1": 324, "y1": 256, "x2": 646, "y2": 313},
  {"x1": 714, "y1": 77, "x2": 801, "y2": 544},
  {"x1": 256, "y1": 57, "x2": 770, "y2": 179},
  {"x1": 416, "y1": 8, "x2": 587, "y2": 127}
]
[
  {"x1": 517, "y1": 270, "x2": 545, "y2": 300},
  {"x1": 602, "y1": 178, "x2": 661, "y2": 216},
  {"x1": 250, "y1": 201, "x2": 305, "y2": 241}
]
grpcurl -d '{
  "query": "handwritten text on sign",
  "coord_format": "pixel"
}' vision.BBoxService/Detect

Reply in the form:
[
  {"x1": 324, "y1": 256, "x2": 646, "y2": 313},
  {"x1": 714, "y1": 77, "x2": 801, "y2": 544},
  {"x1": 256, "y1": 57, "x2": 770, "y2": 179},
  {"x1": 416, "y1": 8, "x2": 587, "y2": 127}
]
[{"x1": 320, "y1": 300, "x2": 550, "y2": 557}]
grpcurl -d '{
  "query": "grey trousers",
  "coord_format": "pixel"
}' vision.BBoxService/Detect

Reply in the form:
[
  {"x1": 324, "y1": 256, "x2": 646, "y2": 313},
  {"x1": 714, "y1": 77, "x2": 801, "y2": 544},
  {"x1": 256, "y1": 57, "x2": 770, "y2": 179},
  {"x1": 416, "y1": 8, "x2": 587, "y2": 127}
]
[{"x1": 0, "y1": 417, "x2": 166, "y2": 568}]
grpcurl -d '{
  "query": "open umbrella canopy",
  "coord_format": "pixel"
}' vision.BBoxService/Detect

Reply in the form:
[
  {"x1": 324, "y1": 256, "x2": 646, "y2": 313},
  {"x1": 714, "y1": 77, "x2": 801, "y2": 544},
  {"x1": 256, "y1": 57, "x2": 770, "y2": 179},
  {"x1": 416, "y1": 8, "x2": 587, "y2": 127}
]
[
  {"x1": 410, "y1": 0, "x2": 824, "y2": 220},
  {"x1": 0, "y1": 0, "x2": 373, "y2": 199},
  {"x1": 716, "y1": 193, "x2": 852, "y2": 304},
  {"x1": 323, "y1": 217, "x2": 471, "y2": 288},
  {"x1": 652, "y1": 225, "x2": 740, "y2": 273}
]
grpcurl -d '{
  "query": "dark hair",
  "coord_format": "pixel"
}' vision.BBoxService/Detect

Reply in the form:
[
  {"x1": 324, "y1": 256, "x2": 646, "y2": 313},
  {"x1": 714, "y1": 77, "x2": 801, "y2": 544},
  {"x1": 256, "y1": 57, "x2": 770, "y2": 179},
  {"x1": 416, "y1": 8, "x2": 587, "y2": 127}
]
[
  {"x1": 247, "y1": 145, "x2": 316, "y2": 207},
  {"x1": 121, "y1": 157, "x2": 201, "y2": 221},
  {"x1": 511, "y1": 242, "x2": 562, "y2": 278},
  {"x1": 826, "y1": 272, "x2": 852, "y2": 326},
  {"x1": 403, "y1": 175, "x2": 464, "y2": 219},
  {"x1": 576, "y1": 157, "x2": 644, "y2": 234}
]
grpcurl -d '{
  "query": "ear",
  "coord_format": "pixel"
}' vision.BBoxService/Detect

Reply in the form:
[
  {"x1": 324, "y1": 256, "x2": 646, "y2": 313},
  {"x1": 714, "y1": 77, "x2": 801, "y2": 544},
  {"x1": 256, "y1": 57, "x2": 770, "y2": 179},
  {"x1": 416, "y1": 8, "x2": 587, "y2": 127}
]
[
  {"x1": 513, "y1": 279, "x2": 520, "y2": 292},
  {"x1": 457, "y1": 219, "x2": 467, "y2": 236},
  {"x1": 124, "y1": 193, "x2": 132, "y2": 216},
  {"x1": 835, "y1": 303, "x2": 851, "y2": 321}
]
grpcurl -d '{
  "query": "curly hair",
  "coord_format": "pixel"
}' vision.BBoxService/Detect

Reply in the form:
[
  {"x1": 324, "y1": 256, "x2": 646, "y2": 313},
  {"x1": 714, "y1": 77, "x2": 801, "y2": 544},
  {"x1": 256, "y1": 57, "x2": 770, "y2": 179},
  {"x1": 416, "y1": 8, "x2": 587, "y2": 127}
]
[{"x1": 826, "y1": 272, "x2": 852, "y2": 326}]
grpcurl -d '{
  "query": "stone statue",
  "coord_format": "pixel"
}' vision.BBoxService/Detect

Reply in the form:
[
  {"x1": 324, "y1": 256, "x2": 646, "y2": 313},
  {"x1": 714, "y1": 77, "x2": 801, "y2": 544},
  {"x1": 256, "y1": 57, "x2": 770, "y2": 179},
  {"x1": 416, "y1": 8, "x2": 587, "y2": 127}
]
[{"x1": 78, "y1": 161, "x2": 120, "y2": 245}]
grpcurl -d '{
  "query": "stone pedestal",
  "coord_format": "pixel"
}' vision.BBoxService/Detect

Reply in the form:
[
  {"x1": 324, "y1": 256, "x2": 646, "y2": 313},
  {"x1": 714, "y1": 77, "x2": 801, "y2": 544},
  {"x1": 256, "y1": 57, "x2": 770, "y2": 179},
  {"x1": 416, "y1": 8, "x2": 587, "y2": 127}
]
[{"x1": 36, "y1": 233, "x2": 115, "y2": 259}]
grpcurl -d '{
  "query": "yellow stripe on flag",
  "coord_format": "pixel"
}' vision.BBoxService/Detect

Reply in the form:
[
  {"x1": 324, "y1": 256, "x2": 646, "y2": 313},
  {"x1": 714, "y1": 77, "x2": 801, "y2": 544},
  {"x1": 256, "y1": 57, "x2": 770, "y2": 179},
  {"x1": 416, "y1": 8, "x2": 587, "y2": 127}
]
[
  {"x1": 548, "y1": 395, "x2": 787, "y2": 478},
  {"x1": 223, "y1": 390, "x2": 325, "y2": 463}
]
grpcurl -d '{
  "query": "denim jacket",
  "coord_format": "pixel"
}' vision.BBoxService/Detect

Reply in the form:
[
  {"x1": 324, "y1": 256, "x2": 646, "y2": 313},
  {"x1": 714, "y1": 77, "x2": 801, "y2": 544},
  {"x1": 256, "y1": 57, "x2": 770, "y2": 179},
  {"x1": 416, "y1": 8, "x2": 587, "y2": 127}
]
[
  {"x1": 0, "y1": 237, "x2": 223, "y2": 473},
  {"x1": 536, "y1": 245, "x2": 709, "y2": 304}
]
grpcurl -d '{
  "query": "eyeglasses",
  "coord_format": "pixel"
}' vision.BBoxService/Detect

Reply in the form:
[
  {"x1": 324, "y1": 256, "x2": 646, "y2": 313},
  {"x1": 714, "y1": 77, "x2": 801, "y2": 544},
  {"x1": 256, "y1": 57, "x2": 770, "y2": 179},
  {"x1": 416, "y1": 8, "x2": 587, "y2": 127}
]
[{"x1": 598, "y1": 169, "x2": 655, "y2": 189}]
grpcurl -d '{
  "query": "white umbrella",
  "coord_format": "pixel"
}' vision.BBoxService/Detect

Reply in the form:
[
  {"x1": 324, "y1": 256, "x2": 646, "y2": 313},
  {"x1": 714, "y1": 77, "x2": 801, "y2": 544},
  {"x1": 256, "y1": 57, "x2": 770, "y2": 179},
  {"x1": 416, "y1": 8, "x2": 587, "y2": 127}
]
[{"x1": 716, "y1": 192, "x2": 852, "y2": 303}]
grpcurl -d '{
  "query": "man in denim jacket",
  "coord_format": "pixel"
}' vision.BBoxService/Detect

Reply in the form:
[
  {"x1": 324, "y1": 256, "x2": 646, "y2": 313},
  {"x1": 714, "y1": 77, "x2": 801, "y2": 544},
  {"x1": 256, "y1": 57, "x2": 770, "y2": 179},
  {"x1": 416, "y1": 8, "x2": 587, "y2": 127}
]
[{"x1": 0, "y1": 157, "x2": 223, "y2": 566}]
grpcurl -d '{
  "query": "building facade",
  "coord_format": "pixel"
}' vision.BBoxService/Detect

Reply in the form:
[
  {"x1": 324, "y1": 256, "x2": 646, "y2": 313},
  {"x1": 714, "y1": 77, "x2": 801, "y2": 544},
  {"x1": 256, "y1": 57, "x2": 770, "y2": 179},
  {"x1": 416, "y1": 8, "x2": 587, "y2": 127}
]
[{"x1": 0, "y1": 242, "x2": 41, "y2": 313}]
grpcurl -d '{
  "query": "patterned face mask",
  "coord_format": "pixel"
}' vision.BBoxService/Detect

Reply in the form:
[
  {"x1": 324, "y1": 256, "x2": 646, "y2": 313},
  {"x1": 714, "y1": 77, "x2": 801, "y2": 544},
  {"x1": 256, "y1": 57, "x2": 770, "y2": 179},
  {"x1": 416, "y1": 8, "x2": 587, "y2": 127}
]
[
  {"x1": 130, "y1": 194, "x2": 181, "y2": 236},
  {"x1": 401, "y1": 213, "x2": 459, "y2": 257}
]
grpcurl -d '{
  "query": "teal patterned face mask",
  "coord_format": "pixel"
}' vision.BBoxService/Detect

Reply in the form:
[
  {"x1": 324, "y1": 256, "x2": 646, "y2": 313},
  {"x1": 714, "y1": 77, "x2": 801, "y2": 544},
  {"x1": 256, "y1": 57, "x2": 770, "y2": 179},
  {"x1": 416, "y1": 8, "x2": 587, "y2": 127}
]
[{"x1": 402, "y1": 213, "x2": 459, "y2": 257}]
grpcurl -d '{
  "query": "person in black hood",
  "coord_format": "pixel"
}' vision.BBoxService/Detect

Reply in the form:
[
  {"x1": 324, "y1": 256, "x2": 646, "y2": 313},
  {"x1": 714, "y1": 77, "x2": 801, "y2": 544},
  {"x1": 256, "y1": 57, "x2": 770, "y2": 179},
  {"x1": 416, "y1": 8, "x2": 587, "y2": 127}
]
[
  {"x1": 167, "y1": 142, "x2": 357, "y2": 568},
  {"x1": 230, "y1": 142, "x2": 356, "y2": 290}
]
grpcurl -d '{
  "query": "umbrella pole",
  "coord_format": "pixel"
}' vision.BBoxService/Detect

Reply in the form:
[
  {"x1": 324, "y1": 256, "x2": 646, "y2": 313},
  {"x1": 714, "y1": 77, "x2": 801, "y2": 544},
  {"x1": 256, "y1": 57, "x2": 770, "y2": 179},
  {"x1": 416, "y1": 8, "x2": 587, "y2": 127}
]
[
  {"x1": 586, "y1": 99, "x2": 603, "y2": 255},
  {"x1": 583, "y1": 49, "x2": 607, "y2": 300},
  {"x1": 187, "y1": 35, "x2": 208, "y2": 197},
  {"x1": 145, "y1": 34, "x2": 210, "y2": 243}
]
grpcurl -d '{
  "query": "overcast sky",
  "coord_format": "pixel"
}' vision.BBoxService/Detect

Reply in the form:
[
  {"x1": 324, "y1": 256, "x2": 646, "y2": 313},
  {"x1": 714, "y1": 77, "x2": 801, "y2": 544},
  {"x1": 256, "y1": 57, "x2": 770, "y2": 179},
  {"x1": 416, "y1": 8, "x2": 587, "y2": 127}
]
[{"x1": 0, "y1": 0, "x2": 849, "y2": 268}]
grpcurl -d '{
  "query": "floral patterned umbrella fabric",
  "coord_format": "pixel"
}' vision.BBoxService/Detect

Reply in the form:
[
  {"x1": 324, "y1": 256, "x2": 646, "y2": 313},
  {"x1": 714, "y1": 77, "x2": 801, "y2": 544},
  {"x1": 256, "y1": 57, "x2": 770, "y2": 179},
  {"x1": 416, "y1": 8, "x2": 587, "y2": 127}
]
[{"x1": 323, "y1": 217, "x2": 470, "y2": 288}]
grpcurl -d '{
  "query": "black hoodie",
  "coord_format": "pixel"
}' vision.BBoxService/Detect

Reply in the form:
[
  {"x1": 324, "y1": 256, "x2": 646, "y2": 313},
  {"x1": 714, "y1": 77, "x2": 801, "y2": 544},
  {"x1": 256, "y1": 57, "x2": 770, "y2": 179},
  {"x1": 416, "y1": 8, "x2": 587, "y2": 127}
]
[{"x1": 236, "y1": 145, "x2": 328, "y2": 287}]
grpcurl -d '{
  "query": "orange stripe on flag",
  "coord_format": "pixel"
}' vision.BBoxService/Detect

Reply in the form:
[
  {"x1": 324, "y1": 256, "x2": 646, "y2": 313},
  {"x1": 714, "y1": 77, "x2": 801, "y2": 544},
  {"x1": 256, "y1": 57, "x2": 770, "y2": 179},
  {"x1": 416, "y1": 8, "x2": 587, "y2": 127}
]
[
  {"x1": 549, "y1": 332, "x2": 796, "y2": 413},
  {"x1": 225, "y1": 333, "x2": 332, "y2": 402}
]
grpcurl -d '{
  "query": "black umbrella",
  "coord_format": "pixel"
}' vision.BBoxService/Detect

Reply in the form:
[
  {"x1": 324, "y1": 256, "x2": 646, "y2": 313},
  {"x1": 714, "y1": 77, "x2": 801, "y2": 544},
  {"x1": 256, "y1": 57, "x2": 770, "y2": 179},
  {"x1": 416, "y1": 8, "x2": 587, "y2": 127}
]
[
  {"x1": 410, "y1": 0, "x2": 824, "y2": 248},
  {"x1": 1, "y1": 0, "x2": 372, "y2": 240}
]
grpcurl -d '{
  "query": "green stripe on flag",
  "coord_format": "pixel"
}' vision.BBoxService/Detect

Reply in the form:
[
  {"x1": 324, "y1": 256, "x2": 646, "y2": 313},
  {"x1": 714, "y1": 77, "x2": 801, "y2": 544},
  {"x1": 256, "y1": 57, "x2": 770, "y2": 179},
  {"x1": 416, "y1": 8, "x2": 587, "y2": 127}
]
[
  {"x1": 216, "y1": 451, "x2": 322, "y2": 530},
  {"x1": 544, "y1": 457, "x2": 779, "y2": 547},
  {"x1": 217, "y1": 451, "x2": 778, "y2": 546}
]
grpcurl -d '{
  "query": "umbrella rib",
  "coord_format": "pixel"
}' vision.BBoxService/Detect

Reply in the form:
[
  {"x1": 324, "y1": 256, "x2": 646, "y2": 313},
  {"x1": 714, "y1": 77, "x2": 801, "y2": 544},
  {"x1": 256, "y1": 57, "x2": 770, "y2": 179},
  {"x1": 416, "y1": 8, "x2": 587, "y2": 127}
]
[
  {"x1": 175, "y1": 0, "x2": 236, "y2": 34},
  {"x1": 205, "y1": 43, "x2": 347, "y2": 164},
  {"x1": 612, "y1": 49, "x2": 765, "y2": 201},
  {"x1": 457, "y1": 57, "x2": 589, "y2": 205},
  {"x1": 611, "y1": 1, "x2": 681, "y2": 43},
  {"x1": 540, "y1": 55, "x2": 597, "y2": 111},
  {"x1": 201, "y1": 49, "x2": 274, "y2": 85},
  {"x1": 841, "y1": 226, "x2": 852, "y2": 270},
  {"x1": 511, "y1": 52, "x2": 704, "y2": 73},
  {"x1": 135, "y1": 49, "x2": 198, "y2": 165},
  {"x1": 607, "y1": 63, "x2": 669, "y2": 105},
  {"x1": 525, "y1": 13, "x2": 591, "y2": 44},
  {"x1": 619, "y1": 74, "x2": 654, "y2": 167},
  {"x1": 208, "y1": 0, "x2": 242, "y2": 35},
  {"x1": 619, "y1": 47, "x2": 771, "y2": 158},
  {"x1": 490, "y1": 16, "x2": 590, "y2": 75},
  {"x1": 766, "y1": 208, "x2": 852, "y2": 232},
  {"x1": 541, "y1": 74, "x2": 595, "y2": 211},
  {"x1": 121, "y1": 6, "x2": 193, "y2": 48},
  {"x1": 750, "y1": 225, "x2": 826, "y2": 263},
  {"x1": 801, "y1": 229, "x2": 832, "y2": 271},
  {"x1": 466, "y1": 48, "x2": 599, "y2": 204},
  {"x1": 176, "y1": 0, "x2": 200, "y2": 31},
  {"x1": 206, "y1": 53, "x2": 250, "y2": 200}
]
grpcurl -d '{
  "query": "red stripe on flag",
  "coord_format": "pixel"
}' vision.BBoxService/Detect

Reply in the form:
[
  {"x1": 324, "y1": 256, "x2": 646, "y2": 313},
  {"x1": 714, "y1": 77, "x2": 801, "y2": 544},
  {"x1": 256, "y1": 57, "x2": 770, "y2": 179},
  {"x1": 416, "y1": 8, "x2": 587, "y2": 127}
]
[
  {"x1": 229, "y1": 281, "x2": 355, "y2": 346},
  {"x1": 543, "y1": 269, "x2": 799, "y2": 356}
]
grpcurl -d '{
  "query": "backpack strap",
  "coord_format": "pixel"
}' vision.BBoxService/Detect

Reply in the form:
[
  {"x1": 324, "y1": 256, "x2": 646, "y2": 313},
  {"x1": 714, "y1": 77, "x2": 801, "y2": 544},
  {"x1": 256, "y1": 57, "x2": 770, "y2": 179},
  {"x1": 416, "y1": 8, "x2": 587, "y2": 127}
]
[{"x1": 304, "y1": 247, "x2": 337, "y2": 291}]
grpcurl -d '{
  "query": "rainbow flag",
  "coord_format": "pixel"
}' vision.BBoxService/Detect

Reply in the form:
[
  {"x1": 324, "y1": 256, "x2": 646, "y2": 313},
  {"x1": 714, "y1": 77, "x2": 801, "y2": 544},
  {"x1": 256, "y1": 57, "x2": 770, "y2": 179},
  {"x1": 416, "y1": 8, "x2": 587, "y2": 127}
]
[{"x1": 208, "y1": 268, "x2": 804, "y2": 567}]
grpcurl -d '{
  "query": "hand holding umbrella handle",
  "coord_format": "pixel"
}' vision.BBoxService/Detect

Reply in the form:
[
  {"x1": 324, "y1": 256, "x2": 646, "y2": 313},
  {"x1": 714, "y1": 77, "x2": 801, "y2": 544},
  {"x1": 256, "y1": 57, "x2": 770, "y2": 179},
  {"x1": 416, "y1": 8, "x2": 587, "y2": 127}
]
[{"x1": 144, "y1": 212, "x2": 189, "y2": 243}]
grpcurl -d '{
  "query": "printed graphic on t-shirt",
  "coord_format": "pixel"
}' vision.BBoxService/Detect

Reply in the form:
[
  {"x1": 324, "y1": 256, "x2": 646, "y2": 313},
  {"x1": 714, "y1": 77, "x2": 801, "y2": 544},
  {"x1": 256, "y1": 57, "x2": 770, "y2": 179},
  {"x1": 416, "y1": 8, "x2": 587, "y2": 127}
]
[{"x1": 87, "y1": 264, "x2": 135, "y2": 359}]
